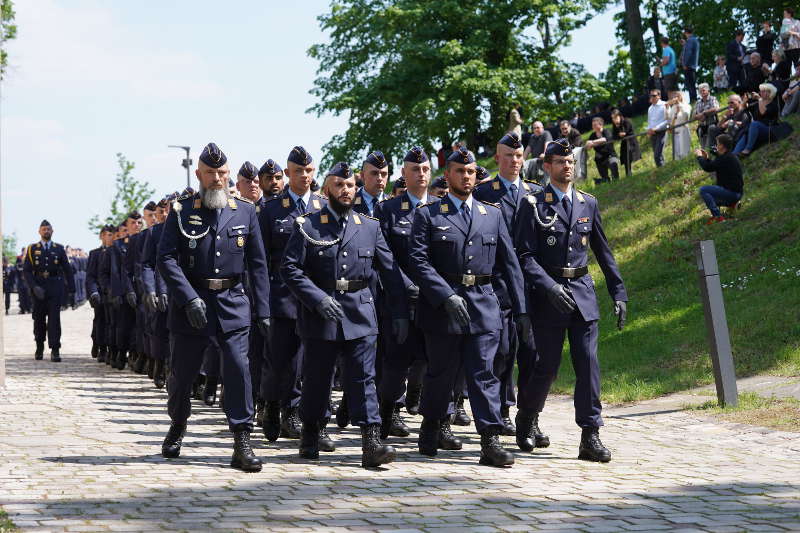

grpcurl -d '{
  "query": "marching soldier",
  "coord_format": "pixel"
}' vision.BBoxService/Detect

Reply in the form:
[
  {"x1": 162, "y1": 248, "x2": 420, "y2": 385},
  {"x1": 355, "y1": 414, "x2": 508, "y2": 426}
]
[
  {"x1": 514, "y1": 139, "x2": 628, "y2": 462},
  {"x1": 23, "y1": 220, "x2": 76, "y2": 361},
  {"x1": 281, "y1": 162, "x2": 409, "y2": 468},
  {"x1": 157, "y1": 142, "x2": 271, "y2": 472},
  {"x1": 474, "y1": 132, "x2": 544, "y2": 437},
  {"x1": 408, "y1": 147, "x2": 532, "y2": 467},
  {"x1": 86, "y1": 225, "x2": 115, "y2": 362},
  {"x1": 126, "y1": 203, "x2": 157, "y2": 374},
  {"x1": 354, "y1": 151, "x2": 390, "y2": 216},
  {"x1": 258, "y1": 146, "x2": 327, "y2": 443},
  {"x1": 104, "y1": 212, "x2": 141, "y2": 370},
  {"x1": 257, "y1": 159, "x2": 285, "y2": 202},
  {"x1": 15, "y1": 250, "x2": 31, "y2": 314}
]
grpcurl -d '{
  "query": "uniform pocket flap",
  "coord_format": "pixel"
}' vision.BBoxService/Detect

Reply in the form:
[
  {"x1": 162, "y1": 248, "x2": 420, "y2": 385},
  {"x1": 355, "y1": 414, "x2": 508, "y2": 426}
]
[
  {"x1": 360, "y1": 291, "x2": 374, "y2": 304},
  {"x1": 228, "y1": 226, "x2": 250, "y2": 236},
  {"x1": 358, "y1": 248, "x2": 374, "y2": 258},
  {"x1": 482, "y1": 234, "x2": 498, "y2": 245}
]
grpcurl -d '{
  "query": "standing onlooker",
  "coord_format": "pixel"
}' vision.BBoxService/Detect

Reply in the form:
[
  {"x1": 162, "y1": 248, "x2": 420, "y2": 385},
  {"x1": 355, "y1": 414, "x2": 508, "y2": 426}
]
[
  {"x1": 680, "y1": 26, "x2": 700, "y2": 103},
  {"x1": 733, "y1": 84, "x2": 780, "y2": 157},
  {"x1": 507, "y1": 107, "x2": 523, "y2": 137},
  {"x1": 646, "y1": 66, "x2": 667, "y2": 101},
  {"x1": 780, "y1": 71, "x2": 800, "y2": 117},
  {"x1": 713, "y1": 56, "x2": 729, "y2": 93},
  {"x1": 586, "y1": 117, "x2": 619, "y2": 184},
  {"x1": 743, "y1": 52, "x2": 766, "y2": 94},
  {"x1": 780, "y1": 9, "x2": 800, "y2": 69},
  {"x1": 559, "y1": 120, "x2": 587, "y2": 180},
  {"x1": 756, "y1": 21, "x2": 778, "y2": 65},
  {"x1": 766, "y1": 49, "x2": 792, "y2": 90},
  {"x1": 646, "y1": 90, "x2": 669, "y2": 167},
  {"x1": 610, "y1": 109, "x2": 641, "y2": 177},
  {"x1": 523, "y1": 121, "x2": 552, "y2": 182},
  {"x1": 726, "y1": 30, "x2": 746, "y2": 91},
  {"x1": 661, "y1": 37, "x2": 678, "y2": 92},
  {"x1": 694, "y1": 134, "x2": 743, "y2": 224},
  {"x1": 666, "y1": 90, "x2": 692, "y2": 160},
  {"x1": 694, "y1": 84, "x2": 720, "y2": 149}
]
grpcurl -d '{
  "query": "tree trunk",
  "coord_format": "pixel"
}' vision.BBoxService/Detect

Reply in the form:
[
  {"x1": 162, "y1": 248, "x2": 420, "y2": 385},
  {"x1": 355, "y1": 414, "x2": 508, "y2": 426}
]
[
  {"x1": 623, "y1": 0, "x2": 648, "y2": 93},
  {"x1": 648, "y1": 1, "x2": 661, "y2": 58}
]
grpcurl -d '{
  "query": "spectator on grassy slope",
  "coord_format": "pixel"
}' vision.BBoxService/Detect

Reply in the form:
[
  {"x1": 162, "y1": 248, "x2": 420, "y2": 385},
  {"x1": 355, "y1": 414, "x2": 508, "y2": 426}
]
[
  {"x1": 610, "y1": 109, "x2": 641, "y2": 178},
  {"x1": 695, "y1": 134, "x2": 743, "y2": 224},
  {"x1": 733, "y1": 84, "x2": 780, "y2": 157}
]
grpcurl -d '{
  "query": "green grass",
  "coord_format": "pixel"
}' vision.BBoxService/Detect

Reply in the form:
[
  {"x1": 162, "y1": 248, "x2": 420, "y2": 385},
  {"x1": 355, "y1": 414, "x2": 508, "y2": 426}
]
[
  {"x1": 690, "y1": 392, "x2": 800, "y2": 432},
  {"x1": 0, "y1": 509, "x2": 17, "y2": 533},
  {"x1": 549, "y1": 113, "x2": 800, "y2": 403}
]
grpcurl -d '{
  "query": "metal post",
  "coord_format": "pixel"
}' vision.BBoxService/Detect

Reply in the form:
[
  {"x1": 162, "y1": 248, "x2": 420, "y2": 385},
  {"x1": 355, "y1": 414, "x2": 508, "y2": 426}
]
[
  {"x1": 696, "y1": 240, "x2": 738, "y2": 407},
  {"x1": 168, "y1": 145, "x2": 192, "y2": 189}
]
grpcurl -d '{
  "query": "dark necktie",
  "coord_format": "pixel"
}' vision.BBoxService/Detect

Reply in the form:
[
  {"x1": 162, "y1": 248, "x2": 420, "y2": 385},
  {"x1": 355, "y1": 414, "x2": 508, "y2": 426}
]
[
  {"x1": 461, "y1": 202, "x2": 471, "y2": 228},
  {"x1": 509, "y1": 183, "x2": 518, "y2": 204},
  {"x1": 297, "y1": 197, "x2": 306, "y2": 213},
  {"x1": 562, "y1": 195, "x2": 572, "y2": 221}
]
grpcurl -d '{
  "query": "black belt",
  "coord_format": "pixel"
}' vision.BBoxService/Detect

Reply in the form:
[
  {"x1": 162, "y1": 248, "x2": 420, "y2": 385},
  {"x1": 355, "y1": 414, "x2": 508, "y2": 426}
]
[
  {"x1": 317, "y1": 279, "x2": 368, "y2": 292},
  {"x1": 442, "y1": 273, "x2": 492, "y2": 287},
  {"x1": 35, "y1": 272, "x2": 61, "y2": 279},
  {"x1": 546, "y1": 266, "x2": 588, "y2": 279},
  {"x1": 191, "y1": 276, "x2": 241, "y2": 290}
]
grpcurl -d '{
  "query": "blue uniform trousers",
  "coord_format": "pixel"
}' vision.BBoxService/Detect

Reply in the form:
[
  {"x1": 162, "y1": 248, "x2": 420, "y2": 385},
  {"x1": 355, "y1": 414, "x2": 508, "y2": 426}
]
[
  {"x1": 263, "y1": 317, "x2": 302, "y2": 408},
  {"x1": 103, "y1": 301, "x2": 116, "y2": 351},
  {"x1": 495, "y1": 308, "x2": 517, "y2": 409},
  {"x1": 247, "y1": 320, "x2": 264, "y2": 402},
  {"x1": 520, "y1": 317, "x2": 603, "y2": 429},
  {"x1": 115, "y1": 304, "x2": 136, "y2": 353},
  {"x1": 300, "y1": 335, "x2": 380, "y2": 426},
  {"x1": 91, "y1": 304, "x2": 107, "y2": 346},
  {"x1": 168, "y1": 327, "x2": 254, "y2": 432},
  {"x1": 31, "y1": 278, "x2": 64, "y2": 348},
  {"x1": 421, "y1": 330, "x2": 503, "y2": 432},
  {"x1": 378, "y1": 318, "x2": 425, "y2": 405}
]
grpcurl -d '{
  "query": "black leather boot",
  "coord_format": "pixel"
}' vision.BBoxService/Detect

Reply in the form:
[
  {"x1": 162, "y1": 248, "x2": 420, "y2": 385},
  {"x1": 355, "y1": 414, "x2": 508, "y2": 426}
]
[
  {"x1": 453, "y1": 395, "x2": 471, "y2": 426},
  {"x1": 231, "y1": 431, "x2": 262, "y2": 472},
  {"x1": 405, "y1": 386, "x2": 421, "y2": 416},
  {"x1": 532, "y1": 413, "x2": 550, "y2": 448},
  {"x1": 418, "y1": 417, "x2": 439, "y2": 457},
  {"x1": 50, "y1": 347, "x2": 61, "y2": 362},
  {"x1": 280, "y1": 407, "x2": 301, "y2": 439},
  {"x1": 390, "y1": 405, "x2": 410, "y2": 437},
  {"x1": 479, "y1": 427, "x2": 515, "y2": 467},
  {"x1": 438, "y1": 419, "x2": 462, "y2": 450},
  {"x1": 299, "y1": 421, "x2": 320, "y2": 459},
  {"x1": 105, "y1": 348, "x2": 115, "y2": 365},
  {"x1": 500, "y1": 405, "x2": 516, "y2": 436},
  {"x1": 192, "y1": 376, "x2": 204, "y2": 400},
  {"x1": 379, "y1": 401, "x2": 394, "y2": 440},
  {"x1": 203, "y1": 376, "x2": 218, "y2": 407},
  {"x1": 152, "y1": 359, "x2": 165, "y2": 389},
  {"x1": 133, "y1": 353, "x2": 147, "y2": 374},
  {"x1": 515, "y1": 409, "x2": 535, "y2": 452},
  {"x1": 361, "y1": 424, "x2": 396, "y2": 468},
  {"x1": 318, "y1": 418, "x2": 336, "y2": 452},
  {"x1": 97, "y1": 346, "x2": 107, "y2": 363},
  {"x1": 115, "y1": 350, "x2": 127, "y2": 370},
  {"x1": 578, "y1": 428, "x2": 611, "y2": 463},
  {"x1": 91, "y1": 344, "x2": 99, "y2": 358},
  {"x1": 35, "y1": 342, "x2": 44, "y2": 360},
  {"x1": 335, "y1": 394, "x2": 349, "y2": 428},
  {"x1": 263, "y1": 402, "x2": 280, "y2": 442},
  {"x1": 161, "y1": 423, "x2": 186, "y2": 458},
  {"x1": 255, "y1": 401, "x2": 265, "y2": 428},
  {"x1": 147, "y1": 357, "x2": 155, "y2": 379}
]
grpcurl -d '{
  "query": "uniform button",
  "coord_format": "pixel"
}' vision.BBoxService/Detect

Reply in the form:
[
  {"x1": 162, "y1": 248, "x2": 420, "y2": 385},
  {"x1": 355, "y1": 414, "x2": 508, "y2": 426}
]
[
  {"x1": 468, "y1": 241, "x2": 473, "y2": 245},
  {"x1": 343, "y1": 252, "x2": 348, "y2": 257},
  {"x1": 369, "y1": 297, "x2": 373, "y2": 301},
  {"x1": 339, "y1": 290, "x2": 345, "y2": 295},
  {"x1": 214, "y1": 268, "x2": 220, "y2": 273},
  {"x1": 441, "y1": 236, "x2": 446, "y2": 240},
  {"x1": 318, "y1": 251, "x2": 323, "y2": 256},
  {"x1": 216, "y1": 235, "x2": 221, "y2": 240},
  {"x1": 567, "y1": 263, "x2": 571, "y2": 267},
  {"x1": 279, "y1": 228, "x2": 284, "y2": 233},
  {"x1": 216, "y1": 252, "x2": 221, "y2": 257},
  {"x1": 401, "y1": 230, "x2": 406, "y2": 235},
  {"x1": 569, "y1": 247, "x2": 572, "y2": 251},
  {"x1": 191, "y1": 230, "x2": 196, "y2": 235},
  {"x1": 238, "y1": 230, "x2": 243, "y2": 234},
  {"x1": 342, "y1": 264, "x2": 347, "y2": 270},
  {"x1": 569, "y1": 231, "x2": 573, "y2": 235},
  {"x1": 468, "y1": 255, "x2": 473, "y2": 260},
  {"x1": 467, "y1": 269, "x2": 472, "y2": 274}
]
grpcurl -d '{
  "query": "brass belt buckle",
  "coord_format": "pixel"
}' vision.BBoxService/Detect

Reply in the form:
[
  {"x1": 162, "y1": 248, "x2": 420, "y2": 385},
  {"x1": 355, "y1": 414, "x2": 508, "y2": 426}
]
[
  {"x1": 335, "y1": 279, "x2": 349, "y2": 291},
  {"x1": 208, "y1": 279, "x2": 223, "y2": 290},
  {"x1": 462, "y1": 274, "x2": 476, "y2": 286},
  {"x1": 563, "y1": 267, "x2": 576, "y2": 278},
  {"x1": 42, "y1": 272, "x2": 50, "y2": 279}
]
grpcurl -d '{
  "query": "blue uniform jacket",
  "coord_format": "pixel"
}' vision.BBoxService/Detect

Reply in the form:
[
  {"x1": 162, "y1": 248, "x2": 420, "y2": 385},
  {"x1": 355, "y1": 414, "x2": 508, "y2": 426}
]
[
  {"x1": 157, "y1": 193, "x2": 270, "y2": 336},
  {"x1": 258, "y1": 189, "x2": 327, "y2": 320},
  {"x1": 280, "y1": 208, "x2": 408, "y2": 341},
  {"x1": 85, "y1": 246, "x2": 106, "y2": 297},
  {"x1": 141, "y1": 223, "x2": 168, "y2": 297},
  {"x1": 373, "y1": 191, "x2": 421, "y2": 293},
  {"x1": 514, "y1": 184, "x2": 627, "y2": 326},
  {"x1": 23, "y1": 242, "x2": 75, "y2": 295},
  {"x1": 473, "y1": 175, "x2": 543, "y2": 309},
  {"x1": 408, "y1": 195, "x2": 526, "y2": 335}
]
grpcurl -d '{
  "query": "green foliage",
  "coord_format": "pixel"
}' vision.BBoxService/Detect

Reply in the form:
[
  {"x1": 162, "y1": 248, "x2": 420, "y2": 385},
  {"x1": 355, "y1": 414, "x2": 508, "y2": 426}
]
[
  {"x1": 87, "y1": 153, "x2": 155, "y2": 233},
  {"x1": 2, "y1": 232, "x2": 17, "y2": 262},
  {"x1": 309, "y1": 0, "x2": 611, "y2": 168},
  {"x1": 600, "y1": 48, "x2": 635, "y2": 104},
  {"x1": 0, "y1": 0, "x2": 16, "y2": 80},
  {"x1": 0, "y1": 508, "x2": 17, "y2": 533}
]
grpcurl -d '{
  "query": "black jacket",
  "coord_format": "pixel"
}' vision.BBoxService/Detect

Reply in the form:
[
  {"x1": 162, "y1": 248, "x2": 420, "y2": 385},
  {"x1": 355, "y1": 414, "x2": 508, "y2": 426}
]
[{"x1": 697, "y1": 152, "x2": 744, "y2": 194}]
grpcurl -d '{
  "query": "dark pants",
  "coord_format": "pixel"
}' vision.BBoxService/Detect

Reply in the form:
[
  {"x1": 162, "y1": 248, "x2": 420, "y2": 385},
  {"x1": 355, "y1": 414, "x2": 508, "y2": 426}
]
[
  {"x1": 521, "y1": 318, "x2": 602, "y2": 429},
  {"x1": 650, "y1": 131, "x2": 666, "y2": 167},
  {"x1": 262, "y1": 317, "x2": 302, "y2": 408},
  {"x1": 421, "y1": 330, "x2": 502, "y2": 433},
  {"x1": 495, "y1": 308, "x2": 517, "y2": 409},
  {"x1": 92, "y1": 303, "x2": 107, "y2": 346},
  {"x1": 699, "y1": 185, "x2": 742, "y2": 217},
  {"x1": 734, "y1": 120, "x2": 773, "y2": 153},
  {"x1": 407, "y1": 358, "x2": 426, "y2": 392},
  {"x1": 595, "y1": 157, "x2": 620, "y2": 182},
  {"x1": 727, "y1": 65, "x2": 743, "y2": 91},
  {"x1": 684, "y1": 68, "x2": 697, "y2": 102},
  {"x1": 31, "y1": 279, "x2": 64, "y2": 348},
  {"x1": 201, "y1": 343, "x2": 221, "y2": 378},
  {"x1": 4, "y1": 291, "x2": 10, "y2": 313},
  {"x1": 247, "y1": 320, "x2": 265, "y2": 402},
  {"x1": 663, "y1": 72, "x2": 677, "y2": 92},
  {"x1": 300, "y1": 335, "x2": 380, "y2": 426},
  {"x1": 168, "y1": 327, "x2": 254, "y2": 432},
  {"x1": 18, "y1": 285, "x2": 31, "y2": 313},
  {"x1": 104, "y1": 300, "x2": 116, "y2": 351},
  {"x1": 379, "y1": 318, "x2": 426, "y2": 406},
  {"x1": 115, "y1": 302, "x2": 136, "y2": 353}
]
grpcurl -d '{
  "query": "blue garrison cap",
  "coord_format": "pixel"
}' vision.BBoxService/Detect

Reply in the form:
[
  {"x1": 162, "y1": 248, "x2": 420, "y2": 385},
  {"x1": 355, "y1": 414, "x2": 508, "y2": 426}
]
[
  {"x1": 403, "y1": 146, "x2": 429, "y2": 163},
  {"x1": 327, "y1": 162, "x2": 352, "y2": 179},
  {"x1": 392, "y1": 177, "x2": 406, "y2": 190},
  {"x1": 182, "y1": 186, "x2": 195, "y2": 196},
  {"x1": 259, "y1": 158, "x2": 282, "y2": 176},
  {"x1": 498, "y1": 131, "x2": 523, "y2": 149},
  {"x1": 101, "y1": 224, "x2": 115, "y2": 233},
  {"x1": 310, "y1": 180, "x2": 320, "y2": 192},
  {"x1": 288, "y1": 146, "x2": 313, "y2": 166},
  {"x1": 144, "y1": 201, "x2": 158, "y2": 211},
  {"x1": 238, "y1": 161, "x2": 258, "y2": 180},
  {"x1": 364, "y1": 150, "x2": 388, "y2": 169},
  {"x1": 431, "y1": 176, "x2": 447, "y2": 189},
  {"x1": 447, "y1": 146, "x2": 475, "y2": 164},
  {"x1": 40, "y1": 219, "x2": 52, "y2": 227},
  {"x1": 476, "y1": 165, "x2": 490, "y2": 181},
  {"x1": 544, "y1": 138, "x2": 573, "y2": 157},
  {"x1": 199, "y1": 142, "x2": 227, "y2": 168}
]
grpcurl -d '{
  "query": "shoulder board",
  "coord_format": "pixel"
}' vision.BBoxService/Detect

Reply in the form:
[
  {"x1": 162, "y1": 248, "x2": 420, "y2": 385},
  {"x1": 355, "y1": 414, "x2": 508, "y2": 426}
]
[
  {"x1": 478, "y1": 200, "x2": 500, "y2": 209},
  {"x1": 419, "y1": 200, "x2": 439, "y2": 208},
  {"x1": 577, "y1": 189, "x2": 595, "y2": 199},
  {"x1": 360, "y1": 214, "x2": 378, "y2": 221},
  {"x1": 523, "y1": 179, "x2": 542, "y2": 186},
  {"x1": 312, "y1": 192, "x2": 325, "y2": 199},
  {"x1": 234, "y1": 195, "x2": 254, "y2": 204},
  {"x1": 294, "y1": 212, "x2": 313, "y2": 225},
  {"x1": 177, "y1": 192, "x2": 194, "y2": 201}
]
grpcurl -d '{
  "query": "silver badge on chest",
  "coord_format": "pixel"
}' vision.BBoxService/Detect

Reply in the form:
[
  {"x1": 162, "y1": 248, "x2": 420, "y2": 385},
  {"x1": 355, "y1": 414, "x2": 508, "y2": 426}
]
[
  {"x1": 547, "y1": 235, "x2": 557, "y2": 246},
  {"x1": 188, "y1": 239, "x2": 197, "y2": 249}
]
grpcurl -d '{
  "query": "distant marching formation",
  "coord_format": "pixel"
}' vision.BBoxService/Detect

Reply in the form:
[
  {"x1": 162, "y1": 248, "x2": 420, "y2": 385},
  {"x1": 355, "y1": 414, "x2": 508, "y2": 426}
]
[{"x1": 21, "y1": 132, "x2": 628, "y2": 472}]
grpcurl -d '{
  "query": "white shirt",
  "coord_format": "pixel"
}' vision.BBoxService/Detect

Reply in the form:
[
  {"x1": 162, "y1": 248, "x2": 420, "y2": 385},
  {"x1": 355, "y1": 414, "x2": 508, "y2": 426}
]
[
  {"x1": 287, "y1": 188, "x2": 312, "y2": 210},
  {"x1": 648, "y1": 100, "x2": 668, "y2": 131}
]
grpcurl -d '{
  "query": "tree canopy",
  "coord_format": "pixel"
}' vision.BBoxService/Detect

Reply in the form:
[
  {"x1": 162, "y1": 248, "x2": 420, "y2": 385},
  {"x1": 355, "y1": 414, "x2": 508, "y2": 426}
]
[{"x1": 87, "y1": 154, "x2": 155, "y2": 233}]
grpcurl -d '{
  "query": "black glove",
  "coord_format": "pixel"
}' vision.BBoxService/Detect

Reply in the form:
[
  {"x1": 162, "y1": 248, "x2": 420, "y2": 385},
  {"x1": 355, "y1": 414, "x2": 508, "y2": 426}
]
[
  {"x1": 145, "y1": 292, "x2": 158, "y2": 312},
  {"x1": 89, "y1": 292, "x2": 101, "y2": 308},
  {"x1": 125, "y1": 291, "x2": 137, "y2": 308},
  {"x1": 515, "y1": 314, "x2": 534, "y2": 347},
  {"x1": 112, "y1": 295, "x2": 122, "y2": 308},
  {"x1": 407, "y1": 284, "x2": 419, "y2": 301},
  {"x1": 614, "y1": 300, "x2": 627, "y2": 331},
  {"x1": 315, "y1": 296, "x2": 345, "y2": 321},
  {"x1": 547, "y1": 283, "x2": 577, "y2": 314},
  {"x1": 185, "y1": 298, "x2": 207, "y2": 329},
  {"x1": 392, "y1": 318, "x2": 409, "y2": 345},
  {"x1": 32, "y1": 286, "x2": 46, "y2": 300},
  {"x1": 257, "y1": 317, "x2": 271, "y2": 338},
  {"x1": 157, "y1": 293, "x2": 168, "y2": 312},
  {"x1": 444, "y1": 294, "x2": 470, "y2": 327}
]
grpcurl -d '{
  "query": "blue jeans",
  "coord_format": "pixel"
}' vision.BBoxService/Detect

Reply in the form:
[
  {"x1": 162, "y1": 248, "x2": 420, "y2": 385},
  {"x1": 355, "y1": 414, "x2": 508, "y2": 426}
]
[
  {"x1": 699, "y1": 185, "x2": 742, "y2": 217},
  {"x1": 734, "y1": 120, "x2": 771, "y2": 153}
]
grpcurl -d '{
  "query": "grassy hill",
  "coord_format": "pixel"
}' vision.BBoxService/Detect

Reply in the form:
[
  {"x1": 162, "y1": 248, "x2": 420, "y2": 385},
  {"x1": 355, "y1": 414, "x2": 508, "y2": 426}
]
[{"x1": 512, "y1": 113, "x2": 800, "y2": 403}]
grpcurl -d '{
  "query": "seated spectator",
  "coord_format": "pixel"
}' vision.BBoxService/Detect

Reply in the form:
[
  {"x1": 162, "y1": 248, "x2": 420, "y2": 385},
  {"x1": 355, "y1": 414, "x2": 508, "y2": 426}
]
[
  {"x1": 695, "y1": 134, "x2": 743, "y2": 224},
  {"x1": 713, "y1": 56, "x2": 729, "y2": 94},
  {"x1": 733, "y1": 83, "x2": 780, "y2": 157},
  {"x1": 646, "y1": 66, "x2": 667, "y2": 101},
  {"x1": 610, "y1": 109, "x2": 641, "y2": 178},
  {"x1": 586, "y1": 117, "x2": 619, "y2": 184},
  {"x1": 694, "y1": 84, "x2": 720, "y2": 149},
  {"x1": 707, "y1": 94, "x2": 750, "y2": 151},
  {"x1": 523, "y1": 121, "x2": 552, "y2": 181},
  {"x1": 780, "y1": 71, "x2": 800, "y2": 117},
  {"x1": 742, "y1": 52, "x2": 766, "y2": 94},
  {"x1": 764, "y1": 49, "x2": 792, "y2": 91},
  {"x1": 646, "y1": 89, "x2": 669, "y2": 167}
]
